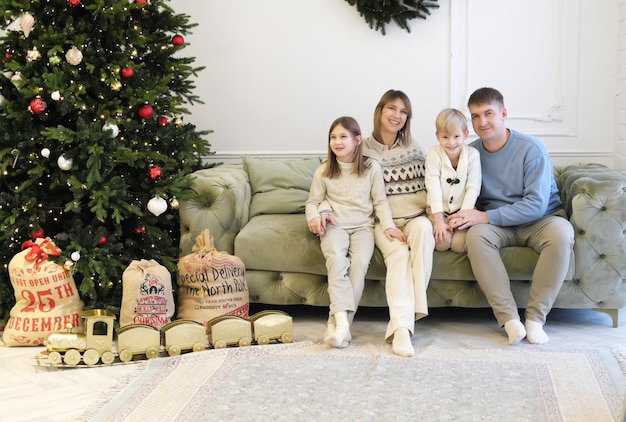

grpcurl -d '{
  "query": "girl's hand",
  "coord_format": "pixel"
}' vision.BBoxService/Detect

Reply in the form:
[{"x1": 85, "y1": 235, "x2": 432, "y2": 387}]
[
  {"x1": 308, "y1": 217, "x2": 324, "y2": 236},
  {"x1": 384, "y1": 227, "x2": 407, "y2": 243}
]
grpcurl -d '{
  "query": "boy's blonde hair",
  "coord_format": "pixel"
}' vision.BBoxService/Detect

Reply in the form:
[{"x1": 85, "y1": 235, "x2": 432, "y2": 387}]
[{"x1": 435, "y1": 108, "x2": 468, "y2": 134}]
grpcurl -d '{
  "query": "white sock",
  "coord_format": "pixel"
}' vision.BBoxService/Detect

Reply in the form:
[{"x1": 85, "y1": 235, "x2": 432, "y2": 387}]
[
  {"x1": 504, "y1": 319, "x2": 526, "y2": 345},
  {"x1": 324, "y1": 311, "x2": 350, "y2": 348},
  {"x1": 525, "y1": 319, "x2": 549, "y2": 344},
  {"x1": 392, "y1": 327, "x2": 414, "y2": 357}
]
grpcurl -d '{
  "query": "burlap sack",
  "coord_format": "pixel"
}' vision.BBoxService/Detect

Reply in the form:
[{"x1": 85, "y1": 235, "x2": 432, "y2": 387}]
[
  {"x1": 120, "y1": 259, "x2": 175, "y2": 329},
  {"x1": 2, "y1": 238, "x2": 84, "y2": 346},
  {"x1": 177, "y1": 229, "x2": 249, "y2": 326}
]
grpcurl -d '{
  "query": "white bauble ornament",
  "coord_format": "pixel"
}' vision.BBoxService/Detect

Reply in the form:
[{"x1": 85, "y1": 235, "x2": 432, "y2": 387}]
[
  {"x1": 0, "y1": 93, "x2": 6, "y2": 106},
  {"x1": 41, "y1": 148, "x2": 50, "y2": 158},
  {"x1": 10, "y1": 73, "x2": 24, "y2": 88},
  {"x1": 147, "y1": 196, "x2": 167, "y2": 216},
  {"x1": 70, "y1": 251, "x2": 81, "y2": 261},
  {"x1": 51, "y1": 91, "x2": 61, "y2": 101},
  {"x1": 102, "y1": 122, "x2": 119, "y2": 138},
  {"x1": 57, "y1": 155, "x2": 73, "y2": 171},
  {"x1": 65, "y1": 46, "x2": 83, "y2": 66},
  {"x1": 20, "y1": 12, "x2": 35, "y2": 38}
]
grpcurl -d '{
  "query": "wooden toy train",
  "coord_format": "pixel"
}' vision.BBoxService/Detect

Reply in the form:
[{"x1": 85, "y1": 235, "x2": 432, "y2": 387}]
[{"x1": 35, "y1": 308, "x2": 293, "y2": 367}]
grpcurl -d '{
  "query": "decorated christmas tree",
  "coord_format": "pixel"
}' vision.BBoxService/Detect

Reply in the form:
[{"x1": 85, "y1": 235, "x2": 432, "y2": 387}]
[{"x1": 0, "y1": 0, "x2": 211, "y2": 326}]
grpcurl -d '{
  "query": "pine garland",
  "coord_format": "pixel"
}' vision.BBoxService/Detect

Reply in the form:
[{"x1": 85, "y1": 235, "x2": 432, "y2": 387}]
[{"x1": 345, "y1": 0, "x2": 439, "y2": 35}]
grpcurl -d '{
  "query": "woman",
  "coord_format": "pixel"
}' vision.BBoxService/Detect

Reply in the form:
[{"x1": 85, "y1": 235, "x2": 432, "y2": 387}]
[{"x1": 364, "y1": 90, "x2": 434, "y2": 357}]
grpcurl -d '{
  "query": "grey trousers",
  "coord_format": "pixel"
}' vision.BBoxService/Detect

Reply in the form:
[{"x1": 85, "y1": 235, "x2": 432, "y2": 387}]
[{"x1": 465, "y1": 211, "x2": 574, "y2": 326}]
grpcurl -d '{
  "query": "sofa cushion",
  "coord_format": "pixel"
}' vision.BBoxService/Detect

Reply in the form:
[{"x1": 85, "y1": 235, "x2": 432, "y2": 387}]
[{"x1": 243, "y1": 156, "x2": 322, "y2": 218}]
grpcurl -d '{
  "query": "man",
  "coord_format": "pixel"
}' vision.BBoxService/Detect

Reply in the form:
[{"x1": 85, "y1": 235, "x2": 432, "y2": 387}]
[{"x1": 449, "y1": 87, "x2": 574, "y2": 345}]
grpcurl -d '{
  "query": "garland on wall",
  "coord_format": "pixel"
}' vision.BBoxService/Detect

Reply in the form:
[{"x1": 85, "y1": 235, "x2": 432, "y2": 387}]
[{"x1": 345, "y1": 0, "x2": 439, "y2": 35}]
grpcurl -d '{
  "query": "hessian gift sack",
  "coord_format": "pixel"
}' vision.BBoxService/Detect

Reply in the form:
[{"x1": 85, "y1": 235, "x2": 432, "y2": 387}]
[
  {"x1": 120, "y1": 259, "x2": 175, "y2": 329},
  {"x1": 177, "y1": 229, "x2": 249, "y2": 325},
  {"x1": 3, "y1": 238, "x2": 84, "y2": 346}
]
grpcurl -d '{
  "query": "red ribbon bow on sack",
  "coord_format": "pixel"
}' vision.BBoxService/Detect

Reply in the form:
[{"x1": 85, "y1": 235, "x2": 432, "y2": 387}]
[{"x1": 21, "y1": 239, "x2": 61, "y2": 270}]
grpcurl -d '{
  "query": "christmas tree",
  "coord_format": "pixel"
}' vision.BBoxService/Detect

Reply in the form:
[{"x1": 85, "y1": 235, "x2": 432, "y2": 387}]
[{"x1": 0, "y1": 0, "x2": 211, "y2": 326}]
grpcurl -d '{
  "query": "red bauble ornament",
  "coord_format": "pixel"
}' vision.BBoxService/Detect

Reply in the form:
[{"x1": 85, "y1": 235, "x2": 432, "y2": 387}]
[
  {"x1": 148, "y1": 165, "x2": 163, "y2": 180},
  {"x1": 120, "y1": 66, "x2": 134, "y2": 79},
  {"x1": 29, "y1": 97, "x2": 47, "y2": 115},
  {"x1": 135, "y1": 226, "x2": 146, "y2": 235},
  {"x1": 171, "y1": 35, "x2": 184, "y2": 46},
  {"x1": 157, "y1": 116, "x2": 168, "y2": 127},
  {"x1": 31, "y1": 228, "x2": 45, "y2": 239},
  {"x1": 97, "y1": 235, "x2": 107, "y2": 246},
  {"x1": 135, "y1": 0, "x2": 148, "y2": 3},
  {"x1": 137, "y1": 104, "x2": 154, "y2": 120},
  {"x1": 67, "y1": 0, "x2": 81, "y2": 6}
]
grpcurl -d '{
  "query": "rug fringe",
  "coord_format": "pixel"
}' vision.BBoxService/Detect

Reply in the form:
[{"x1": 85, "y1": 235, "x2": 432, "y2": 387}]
[{"x1": 75, "y1": 360, "x2": 148, "y2": 422}]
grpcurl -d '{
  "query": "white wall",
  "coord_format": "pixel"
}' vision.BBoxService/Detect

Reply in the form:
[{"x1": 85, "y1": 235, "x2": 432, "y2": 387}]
[{"x1": 170, "y1": 0, "x2": 620, "y2": 169}]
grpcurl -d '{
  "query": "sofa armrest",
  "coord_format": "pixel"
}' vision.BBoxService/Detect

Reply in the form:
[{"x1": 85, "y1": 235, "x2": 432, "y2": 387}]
[
  {"x1": 559, "y1": 165, "x2": 626, "y2": 301},
  {"x1": 179, "y1": 164, "x2": 251, "y2": 256}
]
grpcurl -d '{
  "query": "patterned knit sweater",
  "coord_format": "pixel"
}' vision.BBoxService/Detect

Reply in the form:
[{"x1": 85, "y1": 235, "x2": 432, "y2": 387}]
[{"x1": 363, "y1": 136, "x2": 428, "y2": 220}]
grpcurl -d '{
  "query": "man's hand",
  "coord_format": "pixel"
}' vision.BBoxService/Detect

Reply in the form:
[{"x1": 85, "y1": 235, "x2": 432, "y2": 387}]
[{"x1": 448, "y1": 209, "x2": 489, "y2": 230}]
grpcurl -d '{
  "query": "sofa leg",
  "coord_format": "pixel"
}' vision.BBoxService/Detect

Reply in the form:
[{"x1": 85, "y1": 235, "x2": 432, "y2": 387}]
[{"x1": 593, "y1": 308, "x2": 619, "y2": 328}]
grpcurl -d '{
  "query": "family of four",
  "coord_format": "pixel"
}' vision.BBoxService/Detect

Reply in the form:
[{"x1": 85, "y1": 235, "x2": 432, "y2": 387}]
[{"x1": 305, "y1": 87, "x2": 575, "y2": 357}]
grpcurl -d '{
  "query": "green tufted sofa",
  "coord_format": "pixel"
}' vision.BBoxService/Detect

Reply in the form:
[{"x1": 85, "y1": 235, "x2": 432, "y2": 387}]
[{"x1": 179, "y1": 157, "x2": 626, "y2": 326}]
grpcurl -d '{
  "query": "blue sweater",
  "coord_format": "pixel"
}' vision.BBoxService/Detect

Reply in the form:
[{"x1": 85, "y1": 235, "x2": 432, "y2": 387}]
[{"x1": 470, "y1": 129, "x2": 562, "y2": 226}]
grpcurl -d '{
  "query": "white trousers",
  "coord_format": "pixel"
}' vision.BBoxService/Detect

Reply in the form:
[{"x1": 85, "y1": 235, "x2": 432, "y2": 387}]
[
  {"x1": 320, "y1": 225, "x2": 375, "y2": 318},
  {"x1": 374, "y1": 215, "x2": 435, "y2": 341}
]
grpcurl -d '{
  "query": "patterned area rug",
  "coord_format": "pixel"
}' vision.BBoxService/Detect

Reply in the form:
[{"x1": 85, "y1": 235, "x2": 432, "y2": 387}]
[{"x1": 85, "y1": 341, "x2": 626, "y2": 421}]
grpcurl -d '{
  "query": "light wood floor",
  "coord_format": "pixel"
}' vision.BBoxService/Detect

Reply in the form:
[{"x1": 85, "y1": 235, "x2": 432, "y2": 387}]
[{"x1": 2, "y1": 305, "x2": 626, "y2": 421}]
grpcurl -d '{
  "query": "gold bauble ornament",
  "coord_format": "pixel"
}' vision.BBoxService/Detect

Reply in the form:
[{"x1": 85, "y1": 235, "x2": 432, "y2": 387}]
[
  {"x1": 169, "y1": 197, "x2": 180, "y2": 209},
  {"x1": 63, "y1": 260, "x2": 74, "y2": 271}
]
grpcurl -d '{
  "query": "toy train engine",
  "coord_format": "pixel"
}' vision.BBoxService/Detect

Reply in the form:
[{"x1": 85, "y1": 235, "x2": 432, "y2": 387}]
[
  {"x1": 116, "y1": 324, "x2": 161, "y2": 362},
  {"x1": 45, "y1": 309, "x2": 116, "y2": 366}
]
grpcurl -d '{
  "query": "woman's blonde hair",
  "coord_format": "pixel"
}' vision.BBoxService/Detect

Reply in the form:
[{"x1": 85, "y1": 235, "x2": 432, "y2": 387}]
[
  {"x1": 324, "y1": 116, "x2": 370, "y2": 179},
  {"x1": 372, "y1": 90, "x2": 412, "y2": 147}
]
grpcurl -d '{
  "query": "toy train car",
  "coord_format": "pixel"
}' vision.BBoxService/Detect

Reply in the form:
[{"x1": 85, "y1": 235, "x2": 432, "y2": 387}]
[{"x1": 38, "y1": 309, "x2": 293, "y2": 367}]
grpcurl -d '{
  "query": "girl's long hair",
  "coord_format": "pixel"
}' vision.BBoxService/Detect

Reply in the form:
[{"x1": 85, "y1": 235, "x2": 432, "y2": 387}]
[{"x1": 324, "y1": 116, "x2": 370, "y2": 179}]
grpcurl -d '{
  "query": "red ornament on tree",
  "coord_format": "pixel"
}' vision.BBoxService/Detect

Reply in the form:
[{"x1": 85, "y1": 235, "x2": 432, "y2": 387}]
[
  {"x1": 137, "y1": 104, "x2": 154, "y2": 120},
  {"x1": 120, "y1": 66, "x2": 134, "y2": 79},
  {"x1": 135, "y1": 0, "x2": 148, "y2": 3},
  {"x1": 148, "y1": 165, "x2": 163, "y2": 180},
  {"x1": 31, "y1": 228, "x2": 45, "y2": 239},
  {"x1": 97, "y1": 235, "x2": 107, "y2": 246},
  {"x1": 67, "y1": 0, "x2": 81, "y2": 6},
  {"x1": 29, "y1": 97, "x2": 47, "y2": 115},
  {"x1": 135, "y1": 226, "x2": 146, "y2": 235},
  {"x1": 171, "y1": 35, "x2": 184, "y2": 46},
  {"x1": 157, "y1": 116, "x2": 168, "y2": 127}
]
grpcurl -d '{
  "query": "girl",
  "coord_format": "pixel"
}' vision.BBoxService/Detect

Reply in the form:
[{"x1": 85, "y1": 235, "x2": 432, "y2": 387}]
[{"x1": 305, "y1": 116, "x2": 405, "y2": 348}]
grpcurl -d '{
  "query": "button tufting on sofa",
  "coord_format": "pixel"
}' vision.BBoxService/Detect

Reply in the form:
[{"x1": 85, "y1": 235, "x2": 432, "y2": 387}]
[{"x1": 180, "y1": 161, "x2": 626, "y2": 327}]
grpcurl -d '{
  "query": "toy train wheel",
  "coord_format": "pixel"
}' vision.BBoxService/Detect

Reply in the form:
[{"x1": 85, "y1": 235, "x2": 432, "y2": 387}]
[
  {"x1": 192, "y1": 342, "x2": 206, "y2": 352},
  {"x1": 83, "y1": 349, "x2": 100, "y2": 366},
  {"x1": 168, "y1": 345, "x2": 181, "y2": 356},
  {"x1": 213, "y1": 340, "x2": 227, "y2": 349},
  {"x1": 146, "y1": 347, "x2": 159, "y2": 359},
  {"x1": 239, "y1": 337, "x2": 252, "y2": 347},
  {"x1": 64, "y1": 349, "x2": 81, "y2": 366},
  {"x1": 48, "y1": 351, "x2": 62, "y2": 366},
  {"x1": 281, "y1": 332, "x2": 293, "y2": 343},
  {"x1": 257, "y1": 335, "x2": 269, "y2": 345},
  {"x1": 119, "y1": 349, "x2": 133, "y2": 363},
  {"x1": 101, "y1": 351, "x2": 115, "y2": 365}
]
